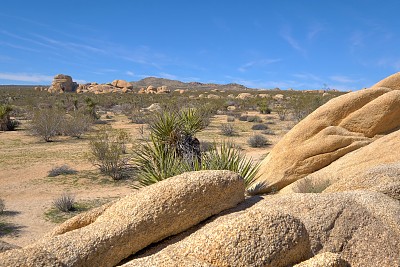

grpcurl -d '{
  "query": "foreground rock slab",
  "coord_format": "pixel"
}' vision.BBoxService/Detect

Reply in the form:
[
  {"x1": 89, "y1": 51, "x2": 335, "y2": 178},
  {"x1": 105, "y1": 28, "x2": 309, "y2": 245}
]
[
  {"x1": 123, "y1": 210, "x2": 311, "y2": 267},
  {"x1": 256, "y1": 191, "x2": 400, "y2": 266},
  {"x1": 0, "y1": 170, "x2": 245, "y2": 267}
]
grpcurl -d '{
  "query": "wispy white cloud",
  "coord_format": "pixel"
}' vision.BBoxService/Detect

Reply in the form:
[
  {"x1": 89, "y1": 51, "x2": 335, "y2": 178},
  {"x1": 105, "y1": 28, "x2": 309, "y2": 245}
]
[
  {"x1": 126, "y1": 71, "x2": 135, "y2": 77},
  {"x1": 280, "y1": 26, "x2": 306, "y2": 55},
  {"x1": 0, "y1": 72, "x2": 53, "y2": 83},
  {"x1": 158, "y1": 72, "x2": 178, "y2": 80},
  {"x1": 307, "y1": 22, "x2": 324, "y2": 40},
  {"x1": 238, "y1": 58, "x2": 282, "y2": 72},
  {"x1": 292, "y1": 73, "x2": 322, "y2": 82},
  {"x1": 1, "y1": 30, "x2": 55, "y2": 49},
  {"x1": 0, "y1": 41, "x2": 40, "y2": 52},
  {"x1": 329, "y1": 75, "x2": 361, "y2": 83}
]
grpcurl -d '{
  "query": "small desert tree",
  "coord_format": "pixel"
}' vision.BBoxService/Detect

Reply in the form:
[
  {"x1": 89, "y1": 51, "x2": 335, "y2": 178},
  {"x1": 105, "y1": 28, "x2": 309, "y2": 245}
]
[
  {"x1": 0, "y1": 104, "x2": 18, "y2": 131},
  {"x1": 88, "y1": 126, "x2": 130, "y2": 180},
  {"x1": 31, "y1": 108, "x2": 65, "y2": 142}
]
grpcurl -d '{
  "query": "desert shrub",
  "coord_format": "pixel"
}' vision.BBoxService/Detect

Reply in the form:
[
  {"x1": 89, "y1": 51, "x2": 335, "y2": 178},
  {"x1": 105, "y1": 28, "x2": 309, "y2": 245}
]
[
  {"x1": 226, "y1": 116, "x2": 235, "y2": 122},
  {"x1": 251, "y1": 123, "x2": 268, "y2": 130},
  {"x1": 129, "y1": 110, "x2": 149, "y2": 124},
  {"x1": 200, "y1": 141, "x2": 214, "y2": 152},
  {"x1": 246, "y1": 115, "x2": 262, "y2": 123},
  {"x1": 248, "y1": 134, "x2": 269, "y2": 148},
  {"x1": 63, "y1": 111, "x2": 92, "y2": 138},
  {"x1": 238, "y1": 115, "x2": 248, "y2": 121},
  {"x1": 88, "y1": 126, "x2": 131, "y2": 180},
  {"x1": 258, "y1": 102, "x2": 272, "y2": 114},
  {"x1": 275, "y1": 105, "x2": 290, "y2": 121},
  {"x1": 289, "y1": 95, "x2": 324, "y2": 122},
  {"x1": 220, "y1": 123, "x2": 236, "y2": 136},
  {"x1": 0, "y1": 104, "x2": 18, "y2": 131},
  {"x1": 0, "y1": 198, "x2": 4, "y2": 214},
  {"x1": 31, "y1": 108, "x2": 65, "y2": 142},
  {"x1": 53, "y1": 193, "x2": 75, "y2": 212},
  {"x1": 262, "y1": 129, "x2": 275, "y2": 135},
  {"x1": 48, "y1": 165, "x2": 78, "y2": 177}
]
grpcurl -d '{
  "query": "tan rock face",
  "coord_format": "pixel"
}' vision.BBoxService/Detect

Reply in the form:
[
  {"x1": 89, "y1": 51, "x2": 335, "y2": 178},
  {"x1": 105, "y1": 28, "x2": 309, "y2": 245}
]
[
  {"x1": 294, "y1": 252, "x2": 349, "y2": 267},
  {"x1": 256, "y1": 191, "x2": 400, "y2": 266},
  {"x1": 236, "y1": 93, "x2": 253, "y2": 99},
  {"x1": 252, "y1": 72, "x2": 400, "y2": 194},
  {"x1": 280, "y1": 129, "x2": 400, "y2": 196},
  {"x1": 111, "y1": 79, "x2": 133, "y2": 89},
  {"x1": 0, "y1": 171, "x2": 245, "y2": 267},
  {"x1": 48, "y1": 74, "x2": 77, "y2": 93},
  {"x1": 123, "y1": 210, "x2": 311, "y2": 267}
]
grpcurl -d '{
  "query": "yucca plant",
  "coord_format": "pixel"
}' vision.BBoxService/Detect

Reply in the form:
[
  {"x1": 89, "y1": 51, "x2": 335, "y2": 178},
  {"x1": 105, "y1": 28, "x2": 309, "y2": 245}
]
[{"x1": 202, "y1": 142, "x2": 260, "y2": 188}]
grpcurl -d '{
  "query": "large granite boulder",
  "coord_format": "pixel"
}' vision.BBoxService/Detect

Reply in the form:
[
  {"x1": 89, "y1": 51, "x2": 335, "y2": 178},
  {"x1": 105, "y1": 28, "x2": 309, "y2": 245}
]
[
  {"x1": 280, "y1": 129, "x2": 400, "y2": 196},
  {"x1": 252, "y1": 72, "x2": 400, "y2": 194},
  {"x1": 111, "y1": 79, "x2": 133, "y2": 89},
  {"x1": 0, "y1": 171, "x2": 244, "y2": 267},
  {"x1": 254, "y1": 191, "x2": 400, "y2": 266},
  {"x1": 123, "y1": 210, "x2": 311, "y2": 267},
  {"x1": 48, "y1": 74, "x2": 77, "y2": 93}
]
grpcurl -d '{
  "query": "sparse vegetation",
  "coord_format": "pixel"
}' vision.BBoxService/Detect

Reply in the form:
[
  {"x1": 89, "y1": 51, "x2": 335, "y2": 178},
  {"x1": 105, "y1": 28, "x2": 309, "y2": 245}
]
[
  {"x1": 88, "y1": 126, "x2": 131, "y2": 180},
  {"x1": 251, "y1": 123, "x2": 268, "y2": 130},
  {"x1": 48, "y1": 165, "x2": 78, "y2": 177},
  {"x1": 63, "y1": 111, "x2": 92, "y2": 138},
  {"x1": 30, "y1": 108, "x2": 65, "y2": 142},
  {"x1": 0, "y1": 198, "x2": 4, "y2": 214},
  {"x1": 248, "y1": 134, "x2": 269, "y2": 148},
  {"x1": 246, "y1": 115, "x2": 262, "y2": 123},
  {"x1": 220, "y1": 123, "x2": 237, "y2": 136},
  {"x1": 53, "y1": 193, "x2": 75, "y2": 212},
  {"x1": 0, "y1": 104, "x2": 18, "y2": 131}
]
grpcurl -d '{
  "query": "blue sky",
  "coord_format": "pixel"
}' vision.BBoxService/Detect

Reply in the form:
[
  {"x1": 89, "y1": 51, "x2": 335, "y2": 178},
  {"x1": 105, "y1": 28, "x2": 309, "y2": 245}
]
[{"x1": 1, "y1": 0, "x2": 400, "y2": 90}]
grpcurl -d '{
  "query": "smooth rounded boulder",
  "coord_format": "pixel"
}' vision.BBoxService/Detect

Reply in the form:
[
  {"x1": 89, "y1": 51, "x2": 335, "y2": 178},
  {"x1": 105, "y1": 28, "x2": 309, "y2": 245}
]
[
  {"x1": 251, "y1": 72, "x2": 400, "y2": 194},
  {"x1": 0, "y1": 170, "x2": 245, "y2": 267}
]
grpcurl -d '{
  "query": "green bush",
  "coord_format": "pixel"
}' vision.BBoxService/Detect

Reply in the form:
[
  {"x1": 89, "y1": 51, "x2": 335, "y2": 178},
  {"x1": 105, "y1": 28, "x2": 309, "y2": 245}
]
[
  {"x1": 248, "y1": 134, "x2": 269, "y2": 148},
  {"x1": 0, "y1": 104, "x2": 18, "y2": 131},
  {"x1": 88, "y1": 126, "x2": 130, "y2": 180}
]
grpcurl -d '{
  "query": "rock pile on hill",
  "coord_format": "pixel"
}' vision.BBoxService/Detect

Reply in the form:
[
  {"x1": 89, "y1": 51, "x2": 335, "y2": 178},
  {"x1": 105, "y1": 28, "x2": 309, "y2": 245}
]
[
  {"x1": 3, "y1": 73, "x2": 400, "y2": 266},
  {"x1": 45, "y1": 74, "x2": 134, "y2": 94},
  {"x1": 138, "y1": 85, "x2": 171, "y2": 94}
]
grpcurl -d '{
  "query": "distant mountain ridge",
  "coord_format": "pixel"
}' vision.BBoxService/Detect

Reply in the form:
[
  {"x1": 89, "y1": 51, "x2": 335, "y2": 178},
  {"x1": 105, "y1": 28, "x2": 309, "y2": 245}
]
[{"x1": 131, "y1": 77, "x2": 250, "y2": 91}]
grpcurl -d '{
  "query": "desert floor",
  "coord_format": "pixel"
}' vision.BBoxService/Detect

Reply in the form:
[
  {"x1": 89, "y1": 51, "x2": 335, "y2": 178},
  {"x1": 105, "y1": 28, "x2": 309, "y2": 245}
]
[{"x1": 0, "y1": 111, "x2": 294, "y2": 246}]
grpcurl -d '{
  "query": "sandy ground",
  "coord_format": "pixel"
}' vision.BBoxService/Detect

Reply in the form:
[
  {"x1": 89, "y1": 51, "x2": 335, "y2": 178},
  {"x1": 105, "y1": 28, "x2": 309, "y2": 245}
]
[{"x1": 0, "y1": 112, "x2": 292, "y2": 247}]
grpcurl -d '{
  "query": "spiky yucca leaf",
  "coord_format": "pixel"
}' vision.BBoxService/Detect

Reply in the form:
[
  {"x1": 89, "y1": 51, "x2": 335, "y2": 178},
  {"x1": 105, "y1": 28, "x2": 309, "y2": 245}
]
[
  {"x1": 203, "y1": 142, "x2": 260, "y2": 188},
  {"x1": 132, "y1": 137, "x2": 182, "y2": 189}
]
